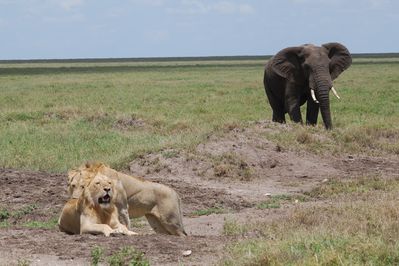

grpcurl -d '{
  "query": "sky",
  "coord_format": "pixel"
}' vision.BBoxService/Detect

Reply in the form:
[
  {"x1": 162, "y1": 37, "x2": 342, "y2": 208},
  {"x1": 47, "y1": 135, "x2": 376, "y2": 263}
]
[{"x1": 0, "y1": 0, "x2": 398, "y2": 59}]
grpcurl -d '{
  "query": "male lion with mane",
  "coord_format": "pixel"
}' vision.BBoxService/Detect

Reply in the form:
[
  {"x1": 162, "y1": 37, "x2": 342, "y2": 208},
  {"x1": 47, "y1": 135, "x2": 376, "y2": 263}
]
[
  {"x1": 67, "y1": 162, "x2": 187, "y2": 236},
  {"x1": 59, "y1": 173, "x2": 137, "y2": 236}
]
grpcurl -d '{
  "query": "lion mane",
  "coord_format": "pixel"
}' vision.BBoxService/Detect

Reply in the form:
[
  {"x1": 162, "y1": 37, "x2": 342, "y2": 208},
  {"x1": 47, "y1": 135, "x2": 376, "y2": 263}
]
[
  {"x1": 66, "y1": 162, "x2": 187, "y2": 236},
  {"x1": 58, "y1": 173, "x2": 137, "y2": 236}
]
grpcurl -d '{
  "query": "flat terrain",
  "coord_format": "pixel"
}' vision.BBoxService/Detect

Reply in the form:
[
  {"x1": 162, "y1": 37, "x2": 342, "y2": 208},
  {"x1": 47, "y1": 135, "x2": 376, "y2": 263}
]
[{"x1": 1, "y1": 58, "x2": 399, "y2": 265}]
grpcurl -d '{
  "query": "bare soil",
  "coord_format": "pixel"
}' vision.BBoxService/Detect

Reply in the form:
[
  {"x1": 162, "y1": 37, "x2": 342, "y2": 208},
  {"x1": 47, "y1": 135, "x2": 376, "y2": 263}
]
[{"x1": 1, "y1": 121, "x2": 398, "y2": 266}]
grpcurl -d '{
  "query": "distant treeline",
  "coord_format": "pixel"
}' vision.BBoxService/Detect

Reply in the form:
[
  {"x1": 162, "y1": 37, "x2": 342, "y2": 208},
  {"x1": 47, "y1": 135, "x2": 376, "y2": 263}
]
[{"x1": 1, "y1": 53, "x2": 399, "y2": 64}]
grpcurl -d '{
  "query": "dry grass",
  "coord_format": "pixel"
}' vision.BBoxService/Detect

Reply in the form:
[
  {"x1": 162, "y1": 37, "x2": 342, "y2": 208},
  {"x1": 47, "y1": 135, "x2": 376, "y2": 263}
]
[{"x1": 222, "y1": 176, "x2": 399, "y2": 265}]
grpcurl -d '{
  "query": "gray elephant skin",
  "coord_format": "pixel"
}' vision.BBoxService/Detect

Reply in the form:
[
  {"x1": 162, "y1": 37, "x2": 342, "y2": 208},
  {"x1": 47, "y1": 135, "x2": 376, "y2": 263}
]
[{"x1": 263, "y1": 43, "x2": 352, "y2": 129}]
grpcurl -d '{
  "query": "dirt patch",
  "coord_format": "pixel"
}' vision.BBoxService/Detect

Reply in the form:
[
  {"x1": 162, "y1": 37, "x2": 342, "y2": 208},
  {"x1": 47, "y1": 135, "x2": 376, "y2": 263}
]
[
  {"x1": 2, "y1": 121, "x2": 399, "y2": 265},
  {"x1": 114, "y1": 115, "x2": 146, "y2": 130},
  {"x1": 130, "y1": 121, "x2": 341, "y2": 202},
  {"x1": 0, "y1": 168, "x2": 239, "y2": 265}
]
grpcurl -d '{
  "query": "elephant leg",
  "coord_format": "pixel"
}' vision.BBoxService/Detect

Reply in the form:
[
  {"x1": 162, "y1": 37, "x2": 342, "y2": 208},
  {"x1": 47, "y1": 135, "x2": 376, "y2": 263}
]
[
  {"x1": 306, "y1": 98, "x2": 319, "y2": 125},
  {"x1": 286, "y1": 96, "x2": 302, "y2": 123},
  {"x1": 265, "y1": 88, "x2": 285, "y2": 123}
]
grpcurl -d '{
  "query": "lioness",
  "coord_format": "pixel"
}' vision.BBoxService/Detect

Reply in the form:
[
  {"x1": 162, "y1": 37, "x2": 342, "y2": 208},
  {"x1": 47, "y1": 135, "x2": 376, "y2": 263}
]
[
  {"x1": 68, "y1": 162, "x2": 187, "y2": 236},
  {"x1": 59, "y1": 173, "x2": 137, "y2": 236}
]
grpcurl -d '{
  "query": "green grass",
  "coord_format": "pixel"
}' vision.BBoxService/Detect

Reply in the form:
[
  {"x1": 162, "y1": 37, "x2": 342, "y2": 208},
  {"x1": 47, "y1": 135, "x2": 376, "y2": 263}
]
[
  {"x1": 90, "y1": 246, "x2": 149, "y2": 266},
  {"x1": 256, "y1": 194, "x2": 308, "y2": 209},
  {"x1": 0, "y1": 60, "x2": 265, "y2": 171},
  {"x1": 1, "y1": 60, "x2": 398, "y2": 171},
  {"x1": 22, "y1": 217, "x2": 58, "y2": 229},
  {"x1": 191, "y1": 206, "x2": 226, "y2": 217},
  {"x1": 107, "y1": 247, "x2": 149, "y2": 266},
  {"x1": 0, "y1": 204, "x2": 58, "y2": 229},
  {"x1": 0, "y1": 204, "x2": 37, "y2": 222},
  {"x1": 306, "y1": 176, "x2": 399, "y2": 199},
  {"x1": 91, "y1": 246, "x2": 104, "y2": 266},
  {"x1": 1, "y1": 58, "x2": 399, "y2": 265}
]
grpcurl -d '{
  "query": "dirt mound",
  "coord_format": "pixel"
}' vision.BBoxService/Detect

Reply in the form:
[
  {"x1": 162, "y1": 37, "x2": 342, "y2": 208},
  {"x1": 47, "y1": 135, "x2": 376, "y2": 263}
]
[
  {"x1": 130, "y1": 121, "x2": 340, "y2": 202},
  {"x1": 2, "y1": 121, "x2": 399, "y2": 265}
]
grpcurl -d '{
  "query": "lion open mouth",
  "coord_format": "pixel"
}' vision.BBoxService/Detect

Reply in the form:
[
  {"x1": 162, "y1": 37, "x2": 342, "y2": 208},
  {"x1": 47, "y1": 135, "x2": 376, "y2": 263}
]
[{"x1": 98, "y1": 194, "x2": 111, "y2": 204}]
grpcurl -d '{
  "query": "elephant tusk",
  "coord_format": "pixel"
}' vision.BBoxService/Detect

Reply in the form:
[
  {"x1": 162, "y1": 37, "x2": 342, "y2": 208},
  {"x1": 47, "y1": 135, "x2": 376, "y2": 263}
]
[
  {"x1": 331, "y1": 87, "x2": 341, "y2": 99},
  {"x1": 311, "y1": 89, "x2": 319, "y2": 103}
]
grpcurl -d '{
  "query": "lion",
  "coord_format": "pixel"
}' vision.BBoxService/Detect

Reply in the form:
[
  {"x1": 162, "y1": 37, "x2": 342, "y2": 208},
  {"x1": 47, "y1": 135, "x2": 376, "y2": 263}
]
[
  {"x1": 58, "y1": 173, "x2": 137, "y2": 236},
  {"x1": 67, "y1": 162, "x2": 187, "y2": 236}
]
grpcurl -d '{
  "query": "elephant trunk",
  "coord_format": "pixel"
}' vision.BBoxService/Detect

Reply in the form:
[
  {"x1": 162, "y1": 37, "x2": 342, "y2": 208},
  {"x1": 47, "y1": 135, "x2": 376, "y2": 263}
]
[
  {"x1": 317, "y1": 88, "x2": 332, "y2": 130},
  {"x1": 313, "y1": 67, "x2": 333, "y2": 130}
]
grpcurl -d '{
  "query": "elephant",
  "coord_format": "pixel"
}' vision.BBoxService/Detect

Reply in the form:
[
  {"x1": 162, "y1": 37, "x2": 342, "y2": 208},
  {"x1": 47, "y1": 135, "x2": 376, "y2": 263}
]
[{"x1": 263, "y1": 42, "x2": 352, "y2": 129}]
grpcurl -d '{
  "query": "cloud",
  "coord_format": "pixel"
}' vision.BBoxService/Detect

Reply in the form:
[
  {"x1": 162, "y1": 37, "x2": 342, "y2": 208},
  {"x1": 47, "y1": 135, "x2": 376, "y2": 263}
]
[
  {"x1": 166, "y1": 0, "x2": 255, "y2": 15},
  {"x1": 367, "y1": 0, "x2": 393, "y2": 8},
  {"x1": 145, "y1": 29, "x2": 170, "y2": 42},
  {"x1": 130, "y1": 0, "x2": 166, "y2": 7},
  {"x1": 59, "y1": 0, "x2": 85, "y2": 11}
]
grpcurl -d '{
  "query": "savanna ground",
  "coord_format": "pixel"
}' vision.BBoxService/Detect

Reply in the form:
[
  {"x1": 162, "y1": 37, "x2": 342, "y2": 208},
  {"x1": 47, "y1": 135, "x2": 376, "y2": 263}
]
[{"x1": 0, "y1": 56, "x2": 399, "y2": 265}]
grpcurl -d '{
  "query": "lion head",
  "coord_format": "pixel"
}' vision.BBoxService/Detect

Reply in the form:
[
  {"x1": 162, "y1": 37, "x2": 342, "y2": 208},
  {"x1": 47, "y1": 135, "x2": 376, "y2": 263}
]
[
  {"x1": 84, "y1": 173, "x2": 115, "y2": 209},
  {"x1": 67, "y1": 162, "x2": 107, "y2": 198}
]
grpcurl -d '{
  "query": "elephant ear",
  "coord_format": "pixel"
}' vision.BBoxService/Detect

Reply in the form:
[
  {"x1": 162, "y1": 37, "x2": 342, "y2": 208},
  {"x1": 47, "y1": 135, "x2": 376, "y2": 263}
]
[
  {"x1": 270, "y1": 46, "x2": 303, "y2": 81},
  {"x1": 322, "y1": 42, "x2": 352, "y2": 80}
]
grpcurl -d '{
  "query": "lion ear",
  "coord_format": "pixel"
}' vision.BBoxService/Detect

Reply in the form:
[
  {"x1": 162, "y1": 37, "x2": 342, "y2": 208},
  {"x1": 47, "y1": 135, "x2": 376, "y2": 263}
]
[{"x1": 67, "y1": 169, "x2": 78, "y2": 183}]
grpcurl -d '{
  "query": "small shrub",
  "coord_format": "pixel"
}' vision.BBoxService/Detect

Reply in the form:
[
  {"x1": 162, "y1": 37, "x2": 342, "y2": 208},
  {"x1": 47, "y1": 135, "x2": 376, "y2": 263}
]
[
  {"x1": 0, "y1": 209, "x2": 10, "y2": 221},
  {"x1": 17, "y1": 258, "x2": 30, "y2": 266},
  {"x1": 107, "y1": 247, "x2": 149, "y2": 266},
  {"x1": 296, "y1": 130, "x2": 314, "y2": 144},
  {"x1": 13, "y1": 204, "x2": 37, "y2": 219},
  {"x1": 223, "y1": 218, "x2": 247, "y2": 236},
  {"x1": 91, "y1": 246, "x2": 104, "y2": 266}
]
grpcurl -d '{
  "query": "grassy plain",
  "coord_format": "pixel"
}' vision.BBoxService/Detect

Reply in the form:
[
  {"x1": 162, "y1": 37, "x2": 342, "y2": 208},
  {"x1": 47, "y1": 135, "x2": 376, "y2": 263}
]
[
  {"x1": 1, "y1": 58, "x2": 398, "y2": 171},
  {"x1": 0, "y1": 59, "x2": 266, "y2": 171},
  {"x1": 1, "y1": 57, "x2": 399, "y2": 265}
]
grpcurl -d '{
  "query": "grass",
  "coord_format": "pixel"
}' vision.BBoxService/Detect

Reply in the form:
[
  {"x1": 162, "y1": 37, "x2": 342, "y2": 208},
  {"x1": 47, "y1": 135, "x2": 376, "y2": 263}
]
[
  {"x1": 223, "y1": 217, "x2": 248, "y2": 236},
  {"x1": 90, "y1": 246, "x2": 149, "y2": 266},
  {"x1": 0, "y1": 204, "x2": 37, "y2": 222},
  {"x1": 0, "y1": 204, "x2": 57, "y2": 229},
  {"x1": 222, "y1": 175, "x2": 399, "y2": 265},
  {"x1": 0, "y1": 60, "x2": 265, "y2": 171},
  {"x1": 190, "y1": 206, "x2": 226, "y2": 217},
  {"x1": 107, "y1": 247, "x2": 149, "y2": 266},
  {"x1": 21, "y1": 217, "x2": 58, "y2": 229},
  {"x1": 211, "y1": 152, "x2": 253, "y2": 180},
  {"x1": 91, "y1": 246, "x2": 104, "y2": 266},
  {"x1": 256, "y1": 194, "x2": 308, "y2": 209},
  {"x1": 1, "y1": 60, "x2": 398, "y2": 171},
  {"x1": 1, "y1": 57, "x2": 399, "y2": 265},
  {"x1": 17, "y1": 259, "x2": 31, "y2": 266},
  {"x1": 263, "y1": 62, "x2": 399, "y2": 156}
]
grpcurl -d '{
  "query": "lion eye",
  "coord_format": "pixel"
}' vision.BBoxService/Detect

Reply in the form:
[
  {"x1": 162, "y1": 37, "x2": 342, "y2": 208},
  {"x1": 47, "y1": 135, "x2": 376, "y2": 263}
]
[
  {"x1": 96, "y1": 182, "x2": 100, "y2": 185},
  {"x1": 108, "y1": 182, "x2": 112, "y2": 185}
]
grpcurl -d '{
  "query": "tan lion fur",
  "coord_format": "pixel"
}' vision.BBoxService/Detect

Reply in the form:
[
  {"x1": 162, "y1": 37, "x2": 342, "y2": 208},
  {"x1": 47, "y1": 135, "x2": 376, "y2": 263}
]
[
  {"x1": 67, "y1": 162, "x2": 187, "y2": 236},
  {"x1": 58, "y1": 173, "x2": 137, "y2": 236}
]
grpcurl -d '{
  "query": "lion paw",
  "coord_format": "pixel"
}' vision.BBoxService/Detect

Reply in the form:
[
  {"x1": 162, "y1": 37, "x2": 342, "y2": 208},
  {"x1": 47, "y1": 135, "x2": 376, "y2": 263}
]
[{"x1": 126, "y1": 230, "x2": 138, "y2": 236}]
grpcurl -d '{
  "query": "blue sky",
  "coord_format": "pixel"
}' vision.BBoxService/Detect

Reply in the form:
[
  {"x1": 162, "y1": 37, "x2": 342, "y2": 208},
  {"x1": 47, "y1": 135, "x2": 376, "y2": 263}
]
[{"x1": 0, "y1": 0, "x2": 398, "y2": 59}]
